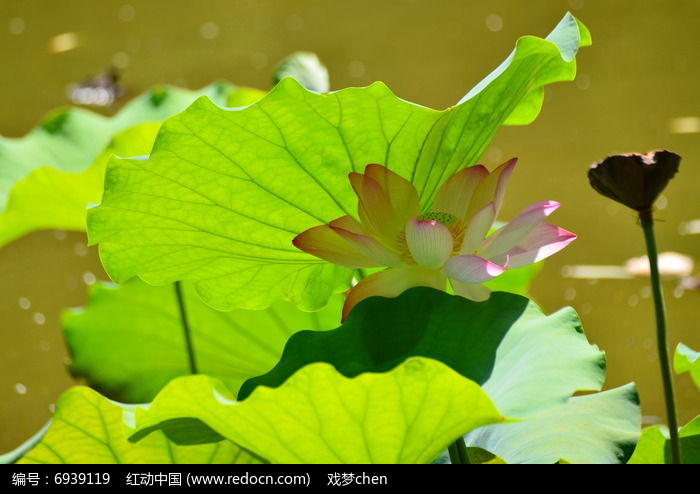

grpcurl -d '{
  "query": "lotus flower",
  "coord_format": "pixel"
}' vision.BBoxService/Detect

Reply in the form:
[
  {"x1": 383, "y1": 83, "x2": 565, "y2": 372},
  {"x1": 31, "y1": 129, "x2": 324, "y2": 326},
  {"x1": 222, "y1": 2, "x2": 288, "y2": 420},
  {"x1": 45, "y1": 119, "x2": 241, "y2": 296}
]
[{"x1": 294, "y1": 159, "x2": 576, "y2": 320}]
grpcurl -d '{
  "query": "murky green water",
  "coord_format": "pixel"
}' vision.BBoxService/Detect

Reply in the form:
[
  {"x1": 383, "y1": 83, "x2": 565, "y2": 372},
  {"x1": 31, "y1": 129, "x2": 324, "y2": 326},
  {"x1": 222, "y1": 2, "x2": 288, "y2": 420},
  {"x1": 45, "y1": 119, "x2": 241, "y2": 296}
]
[{"x1": 1, "y1": 0, "x2": 699, "y2": 452}]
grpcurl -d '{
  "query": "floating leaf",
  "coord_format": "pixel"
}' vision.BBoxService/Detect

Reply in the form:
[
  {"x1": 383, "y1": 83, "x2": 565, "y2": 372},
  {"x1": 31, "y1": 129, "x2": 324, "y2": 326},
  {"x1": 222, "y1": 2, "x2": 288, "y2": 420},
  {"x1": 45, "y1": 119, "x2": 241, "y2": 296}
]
[
  {"x1": 628, "y1": 416, "x2": 700, "y2": 464},
  {"x1": 64, "y1": 279, "x2": 343, "y2": 402},
  {"x1": 127, "y1": 358, "x2": 504, "y2": 464},
  {"x1": 465, "y1": 384, "x2": 640, "y2": 464},
  {"x1": 0, "y1": 84, "x2": 267, "y2": 247},
  {"x1": 88, "y1": 14, "x2": 590, "y2": 311},
  {"x1": 14, "y1": 387, "x2": 261, "y2": 464},
  {"x1": 675, "y1": 342, "x2": 700, "y2": 388},
  {"x1": 240, "y1": 288, "x2": 605, "y2": 418},
  {"x1": 273, "y1": 52, "x2": 330, "y2": 93}
]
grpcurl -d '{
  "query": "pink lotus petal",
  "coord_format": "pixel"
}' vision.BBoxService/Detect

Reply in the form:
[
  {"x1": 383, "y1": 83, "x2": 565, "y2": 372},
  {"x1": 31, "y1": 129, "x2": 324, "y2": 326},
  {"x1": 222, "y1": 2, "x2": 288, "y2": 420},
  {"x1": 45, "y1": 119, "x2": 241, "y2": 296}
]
[
  {"x1": 293, "y1": 223, "x2": 379, "y2": 268},
  {"x1": 443, "y1": 254, "x2": 506, "y2": 284},
  {"x1": 330, "y1": 220, "x2": 403, "y2": 268},
  {"x1": 466, "y1": 158, "x2": 517, "y2": 220},
  {"x1": 329, "y1": 215, "x2": 371, "y2": 236},
  {"x1": 450, "y1": 280, "x2": 491, "y2": 302},
  {"x1": 433, "y1": 165, "x2": 488, "y2": 220},
  {"x1": 405, "y1": 217, "x2": 454, "y2": 269},
  {"x1": 478, "y1": 200, "x2": 561, "y2": 259},
  {"x1": 460, "y1": 202, "x2": 496, "y2": 254},
  {"x1": 503, "y1": 223, "x2": 577, "y2": 269},
  {"x1": 342, "y1": 266, "x2": 446, "y2": 321},
  {"x1": 349, "y1": 172, "x2": 400, "y2": 247},
  {"x1": 364, "y1": 164, "x2": 420, "y2": 225}
]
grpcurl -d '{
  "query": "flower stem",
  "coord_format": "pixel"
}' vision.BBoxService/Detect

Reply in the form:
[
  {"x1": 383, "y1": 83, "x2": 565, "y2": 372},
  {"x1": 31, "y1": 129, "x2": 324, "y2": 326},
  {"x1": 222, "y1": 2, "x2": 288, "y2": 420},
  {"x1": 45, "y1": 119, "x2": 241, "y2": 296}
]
[
  {"x1": 639, "y1": 208, "x2": 681, "y2": 464},
  {"x1": 174, "y1": 281, "x2": 198, "y2": 374},
  {"x1": 447, "y1": 437, "x2": 471, "y2": 464}
]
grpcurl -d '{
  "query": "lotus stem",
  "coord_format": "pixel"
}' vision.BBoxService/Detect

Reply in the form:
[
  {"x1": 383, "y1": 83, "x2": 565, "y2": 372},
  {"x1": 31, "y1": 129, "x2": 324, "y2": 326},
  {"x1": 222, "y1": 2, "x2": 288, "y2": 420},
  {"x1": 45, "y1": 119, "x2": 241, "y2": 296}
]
[
  {"x1": 174, "y1": 281, "x2": 198, "y2": 374},
  {"x1": 639, "y1": 208, "x2": 681, "y2": 464},
  {"x1": 448, "y1": 437, "x2": 471, "y2": 464}
]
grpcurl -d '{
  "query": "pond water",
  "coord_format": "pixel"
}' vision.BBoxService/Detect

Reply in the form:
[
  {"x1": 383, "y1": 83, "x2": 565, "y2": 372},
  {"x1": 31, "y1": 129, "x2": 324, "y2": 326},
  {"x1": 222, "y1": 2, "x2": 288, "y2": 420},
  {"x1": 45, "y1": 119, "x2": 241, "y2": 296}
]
[{"x1": 1, "y1": 0, "x2": 698, "y2": 452}]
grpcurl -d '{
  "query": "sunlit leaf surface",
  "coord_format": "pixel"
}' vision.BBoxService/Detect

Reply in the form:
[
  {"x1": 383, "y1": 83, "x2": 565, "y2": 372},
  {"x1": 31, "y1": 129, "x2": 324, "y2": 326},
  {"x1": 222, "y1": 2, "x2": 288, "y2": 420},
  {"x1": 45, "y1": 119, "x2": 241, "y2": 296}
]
[
  {"x1": 88, "y1": 14, "x2": 590, "y2": 311},
  {"x1": 127, "y1": 359, "x2": 503, "y2": 464},
  {"x1": 15, "y1": 387, "x2": 261, "y2": 464},
  {"x1": 239, "y1": 287, "x2": 639, "y2": 463},
  {"x1": 0, "y1": 84, "x2": 252, "y2": 247},
  {"x1": 675, "y1": 343, "x2": 700, "y2": 388},
  {"x1": 628, "y1": 416, "x2": 700, "y2": 464}
]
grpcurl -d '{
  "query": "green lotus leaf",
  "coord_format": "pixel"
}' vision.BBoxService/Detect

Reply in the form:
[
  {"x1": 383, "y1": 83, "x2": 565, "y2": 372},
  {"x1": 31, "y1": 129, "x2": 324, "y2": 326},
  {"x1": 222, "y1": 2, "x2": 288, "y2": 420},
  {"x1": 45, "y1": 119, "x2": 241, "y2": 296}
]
[
  {"x1": 0, "y1": 122, "x2": 159, "y2": 247},
  {"x1": 433, "y1": 447, "x2": 507, "y2": 464},
  {"x1": 88, "y1": 13, "x2": 590, "y2": 311},
  {"x1": 127, "y1": 358, "x2": 504, "y2": 464},
  {"x1": 627, "y1": 416, "x2": 700, "y2": 464},
  {"x1": 63, "y1": 279, "x2": 343, "y2": 403},
  {"x1": 0, "y1": 84, "x2": 272, "y2": 247},
  {"x1": 240, "y1": 287, "x2": 605, "y2": 418},
  {"x1": 227, "y1": 87, "x2": 267, "y2": 107},
  {"x1": 240, "y1": 287, "x2": 640, "y2": 463},
  {"x1": 675, "y1": 343, "x2": 700, "y2": 388},
  {"x1": 12, "y1": 387, "x2": 261, "y2": 464},
  {"x1": 464, "y1": 384, "x2": 640, "y2": 464}
]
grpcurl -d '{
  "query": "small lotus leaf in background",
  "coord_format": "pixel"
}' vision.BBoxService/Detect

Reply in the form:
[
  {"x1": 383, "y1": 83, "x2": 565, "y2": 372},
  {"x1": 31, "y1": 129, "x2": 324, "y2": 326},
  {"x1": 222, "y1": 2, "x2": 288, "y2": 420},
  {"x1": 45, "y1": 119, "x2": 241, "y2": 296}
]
[
  {"x1": 126, "y1": 358, "x2": 504, "y2": 464},
  {"x1": 0, "y1": 123, "x2": 159, "y2": 246},
  {"x1": 674, "y1": 342, "x2": 700, "y2": 388},
  {"x1": 627, "y1": 416, "x2": 700, "y2": 464},
  {"x1": 12, "y1": 387, "x2": 262, "y2": 464},
  {"x1": 272, "y1": 52, "x2": 330, "y2": 93},
  {"x1": 63, "y1": 279, "x2": 344, "y2": 403},
  {"x1": 0, "y1": 83, "x2": 239, "y2": 247},
  {"x1": 88, "y1": 13, "x2": 590, "y2": 311}
]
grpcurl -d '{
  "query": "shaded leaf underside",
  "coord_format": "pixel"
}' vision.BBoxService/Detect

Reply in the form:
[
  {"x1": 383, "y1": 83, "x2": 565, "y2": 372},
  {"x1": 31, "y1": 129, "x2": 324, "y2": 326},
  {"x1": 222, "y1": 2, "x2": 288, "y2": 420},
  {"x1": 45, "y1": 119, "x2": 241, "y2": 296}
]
[{"x1": 63, "y1": 279, "x2": 344, "y2": 403}]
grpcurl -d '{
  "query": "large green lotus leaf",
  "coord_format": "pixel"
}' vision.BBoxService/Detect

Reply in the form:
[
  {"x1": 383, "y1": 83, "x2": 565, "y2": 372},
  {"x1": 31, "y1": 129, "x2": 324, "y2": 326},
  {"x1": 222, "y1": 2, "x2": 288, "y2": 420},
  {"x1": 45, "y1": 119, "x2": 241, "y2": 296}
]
[
  {"x1": 127, "y1": 358, "x2": 504, "y2": 464},
  {"x1": 627, "y1": 416, "x2": 700, "y2": 464},
  {"x1": 13, "y1": 387, "x2": 261, "y2": 464},
  {"x1": 464, "y1": 384, "x2": 640, "y2": 464},
  {"x1": 0, "y1": 84, "x2": 271, "y2": 247},
  {"x1": 63, "y1": 279, "x2": 344, "y2": 403},
  {"x1": 675, "y1": 343, "x2": 700, "y2": 388},
  {"x1": 88, "y1": 14, "x2": 590, "y2": 311},
  {"x1": 240, "y1": 287, "x2": 605, "y2": 418}
]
